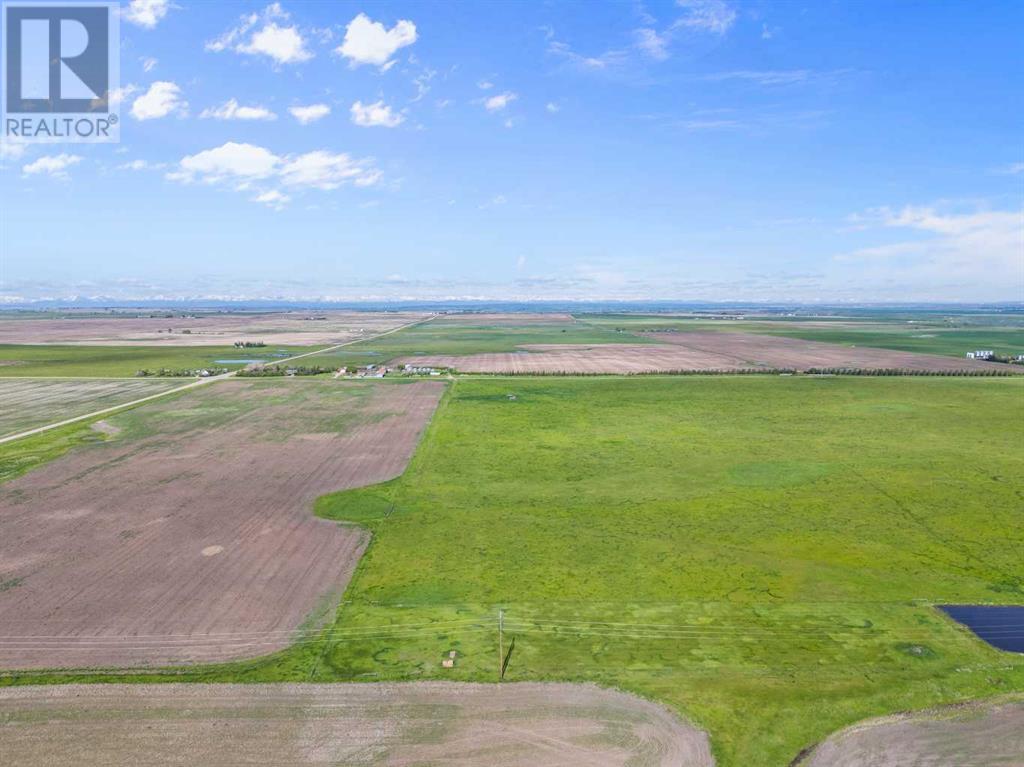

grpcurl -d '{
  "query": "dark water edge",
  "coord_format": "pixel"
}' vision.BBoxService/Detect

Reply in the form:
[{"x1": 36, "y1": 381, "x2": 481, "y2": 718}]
[{"x1": 940, "y1": 605, "x2": 1024, "y2": 653}]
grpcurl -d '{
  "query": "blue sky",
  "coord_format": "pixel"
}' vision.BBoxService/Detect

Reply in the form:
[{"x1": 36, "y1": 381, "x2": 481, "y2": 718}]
[{"x1": 1, "y1": 0, "x2": 1021, "y2": 303}]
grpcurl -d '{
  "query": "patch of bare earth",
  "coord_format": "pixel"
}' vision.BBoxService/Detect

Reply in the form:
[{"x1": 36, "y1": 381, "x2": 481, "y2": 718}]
[
  {"x1": 0, "y1": 682, "x2": 714, "y2": 767},
  {"x1": 0, "y1": 311, "x2": 426, "y2": 346},
  {"x1": 798, "y1": 699, "x2": 1024, "y2": 766},
  {"x1": 0, "y1": 378, "x2": 182, "y2": 438},
  {"x1": 0, "y1": 380, "x2": 443, "y2": 669},
  {"x1": 398, "y1": 332, "x2": 1015, "y2": 374}
]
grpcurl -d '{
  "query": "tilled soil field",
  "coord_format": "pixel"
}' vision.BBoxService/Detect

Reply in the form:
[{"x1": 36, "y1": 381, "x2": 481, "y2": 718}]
[
  {"x1": 0, "y1": 682, "x2": 714, "y2": 767},
  {"x1": 397, "y1": 344, "x2": 737, "y2": 373},
  {"x1": 0, "y1": 311, "x2": 426, "y2": 346},
  {"x1": 650, "y1": 331, "x2": 1014, "y2": 372},
  {"x1": 0, "y1": 380, "x2": 443, "y2": 669},
  {"x1": 398, "y1": 332, "x2": 1015, "y2": 373},
  {"x1": 800, "y1": 699, "x2": 1024, "y2": 766},
  {"x1": 0, "y1": 378, "x2": 182, "y2": 438}
]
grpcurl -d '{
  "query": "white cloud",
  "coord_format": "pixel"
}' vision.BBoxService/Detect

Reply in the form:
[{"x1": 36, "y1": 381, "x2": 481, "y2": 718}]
[
  {"x1": 0, "y1": 139, "x2": 28, "y2": 161},
  {"x1": 131, "y1": 81, "x2": 187, "y2": 120},
  {"x1": 839, "y1": 204, "x2": 1024, "y2": 293},
  {"x1": 207, "y1": 3, "x2": 312, "y2": 65},
  {"x1": 240, "y1": 22, "x2": 311, "y2": 64},
  {"x1": 483, "y1": 91, "x2": 517, "y2": 112},
  {"x1": 167, "y1": 142, "x2": 381, "y2": 203},
  {"x1": 994, "y1": 162, "x2": 1024, "y2": 175},
  {"x1": 118, "y1": 159, "x2": 165, "y2": 171},
  {"x1": 674, "y1": 0, "x2": 737, "y2": 34},
  {"x1": 697, "y1": 69, "x2": 852, "y2": 87},
  {"x1": 253, "y1": 189, "x2": 290, "y2": 209},
  {"x1": 289, "y1": 103, "x2": 331, "y2": 124},
  {"x1": 350, "y1": 100, "x2": 404, "y2": 128},
  {"x1": 546, "y1": 38, "x2": 630, "y2": 73},
  {"x1": 279, "y1": 150, "x2": 380, "y2": 190},
  {"x1": 411, "y1": 66, "x2": 436, "y2": 102},
  {"x1": 477, "y1": 80, "x2": 494, "y2": 90},
  {"x1": 546, "y1": 102, "x2": 561, "y2": 113},
  {"x1": 168, "y1": 142, "x2": 280, "y2": 184},
  {"x1": 109, "y1": 84, "x2": 138, "y2": 106},
  {"x1": 141, "y1": 57, "x2": 158, "y2": 72},
  {"x1": 634, "y1": 28, "x2": 670, "y2": 60},
  {"x1": 479, "y1": 194, "x2": 507, "y2": 209},
  {"x1": 23, "y1": 154, "x2": 81, "y2": 179},
  {"x1": 336, "y1": 13, "x2": 417, "y2": 69},
  {"x1": 124, "y1": 0, "x2": 172, "y2": 29},
  {"x1": 200, "y1": 98, "x2": 277, "y2": 121}
]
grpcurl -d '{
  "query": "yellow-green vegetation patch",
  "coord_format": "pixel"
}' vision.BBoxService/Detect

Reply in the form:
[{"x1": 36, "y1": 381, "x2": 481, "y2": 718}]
[{"x1": 310, "y1": 376, "x2": 1024, "y2": 766}]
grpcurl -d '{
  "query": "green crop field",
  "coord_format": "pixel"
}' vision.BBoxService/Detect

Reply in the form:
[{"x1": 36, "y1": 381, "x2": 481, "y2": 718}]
[
  {"x1": 5, "y1": 375, "x2": 1022, "y2": 766},
  {"x1": 0, "y1": 344, "x2": 320, "y2": 377},
  {"x1": 302, "y1": 315, "x2": 653, "y2": 368},
  {"x1": 578, "y1": 312, "x2": 1024, "y2": 359}
]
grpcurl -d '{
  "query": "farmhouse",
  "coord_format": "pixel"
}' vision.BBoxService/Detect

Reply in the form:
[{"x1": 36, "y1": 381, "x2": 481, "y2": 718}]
[{"x1": 966, "y1": 350, "x2": 995, "y2": 360}]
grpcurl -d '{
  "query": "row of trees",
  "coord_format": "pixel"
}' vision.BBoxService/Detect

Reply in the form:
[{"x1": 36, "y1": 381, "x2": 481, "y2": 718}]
[
  {"x1": 236, "y1": 365, "x2": 333, "y2": 377},
  {"x1": 468, "y1": 367, "x2": 1018, "y2": 377},
  {"x1": 134, "y1": 367, "x2": 230, "y2": 377}
]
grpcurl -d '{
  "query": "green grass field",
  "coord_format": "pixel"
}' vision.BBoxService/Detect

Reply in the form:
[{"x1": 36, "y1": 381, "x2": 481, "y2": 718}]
[
  {"x1": 578, "y1": 313, "x2": 1024, "y2": 359},
  {"x1": 0, "y1": 344, "x2": 320, "y2": 377},
  {"x1": 4, "y1": 375, "x2": 1021, "y2": 766},
  {"x1": 307, "y1": 376, "x2": 1024, "y2": 765}
]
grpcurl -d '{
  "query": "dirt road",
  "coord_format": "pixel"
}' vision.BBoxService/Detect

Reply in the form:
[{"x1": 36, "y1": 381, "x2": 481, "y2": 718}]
[{"x1": 0, "y1": 682, "x2": 715, "y2": 767}]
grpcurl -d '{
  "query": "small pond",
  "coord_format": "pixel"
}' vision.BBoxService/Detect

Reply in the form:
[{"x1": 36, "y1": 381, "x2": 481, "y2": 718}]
[{"x1": 940, "y1": 605, "x2": 1024, "y2": 653}]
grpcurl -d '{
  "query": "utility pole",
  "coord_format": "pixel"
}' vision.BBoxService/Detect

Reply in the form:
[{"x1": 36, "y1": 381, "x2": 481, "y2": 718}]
[{"x1": 498, "y1": 608, "x2": 504, "y2": 682}]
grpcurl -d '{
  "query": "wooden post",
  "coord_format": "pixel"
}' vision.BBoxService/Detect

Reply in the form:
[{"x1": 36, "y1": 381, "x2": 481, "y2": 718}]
[{"x1": 498, "y1": 609, "x2": 504, "y2": 682}]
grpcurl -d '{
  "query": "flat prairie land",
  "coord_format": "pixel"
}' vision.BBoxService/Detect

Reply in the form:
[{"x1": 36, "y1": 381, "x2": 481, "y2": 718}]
[
  {"x1": 0, "y1": 311, "x2": 426, "y2": 347},
  {"x1": 0, "y1": 682, "x2": 712, "y2": 767},
  {"x1": 3, "y1": 373, "x2": 1023, "y2": 766},
  {"x1": 303, "y1": 377, "x2": 1024, "y2": 767},
  {"x1": 0, "y1": 378, "x2": 183, "y2": 438},
  {"x1": 577, "y1": 312, "x2": 1024, "y2": 359},
  {"x1": 395, "y1": 331, "x2": 1013, "y2": 373},
  {"x1": 0, "y1": 379, "x2": 443, "y2": 669},
  {"x1": 801, "y1": 698, "x2": 1024, "y2": 766}
]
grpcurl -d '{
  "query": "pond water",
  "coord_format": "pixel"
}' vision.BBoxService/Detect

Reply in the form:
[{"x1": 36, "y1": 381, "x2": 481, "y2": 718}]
[
  {"x1": 213, "y1": 358, "x2": 267, "y2": 364},
  {"x1": 940, "y1": 605, "x2": 1024, "y2": 653}
]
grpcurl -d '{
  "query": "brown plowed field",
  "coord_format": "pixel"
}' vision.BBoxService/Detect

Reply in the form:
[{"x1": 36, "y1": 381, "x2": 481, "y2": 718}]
[
  {"x1": 800, "y1": 699, "x2": 1024, "y2": 766},
  {"x1": 0, "y1": 378, "x2": 182, "y2": 438},
  {"x1": 0, "y1": 380, "x2": 444, "y2": 669},
  {"x1": 650, "y1": 331, "x2": 1014, "y2": 372},
  {"x1": 397, "y1": 344, "x2": 737, "y2": 373},
  {"x1": 0, "y1": 311, "x2": 426, "y2": 346},
  {"x1": 397, "y1": 332, "x2": 1014, "y2": 374},
  {"x1": 0, "y1": 682, "x2": 715, "y2": 767}
]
